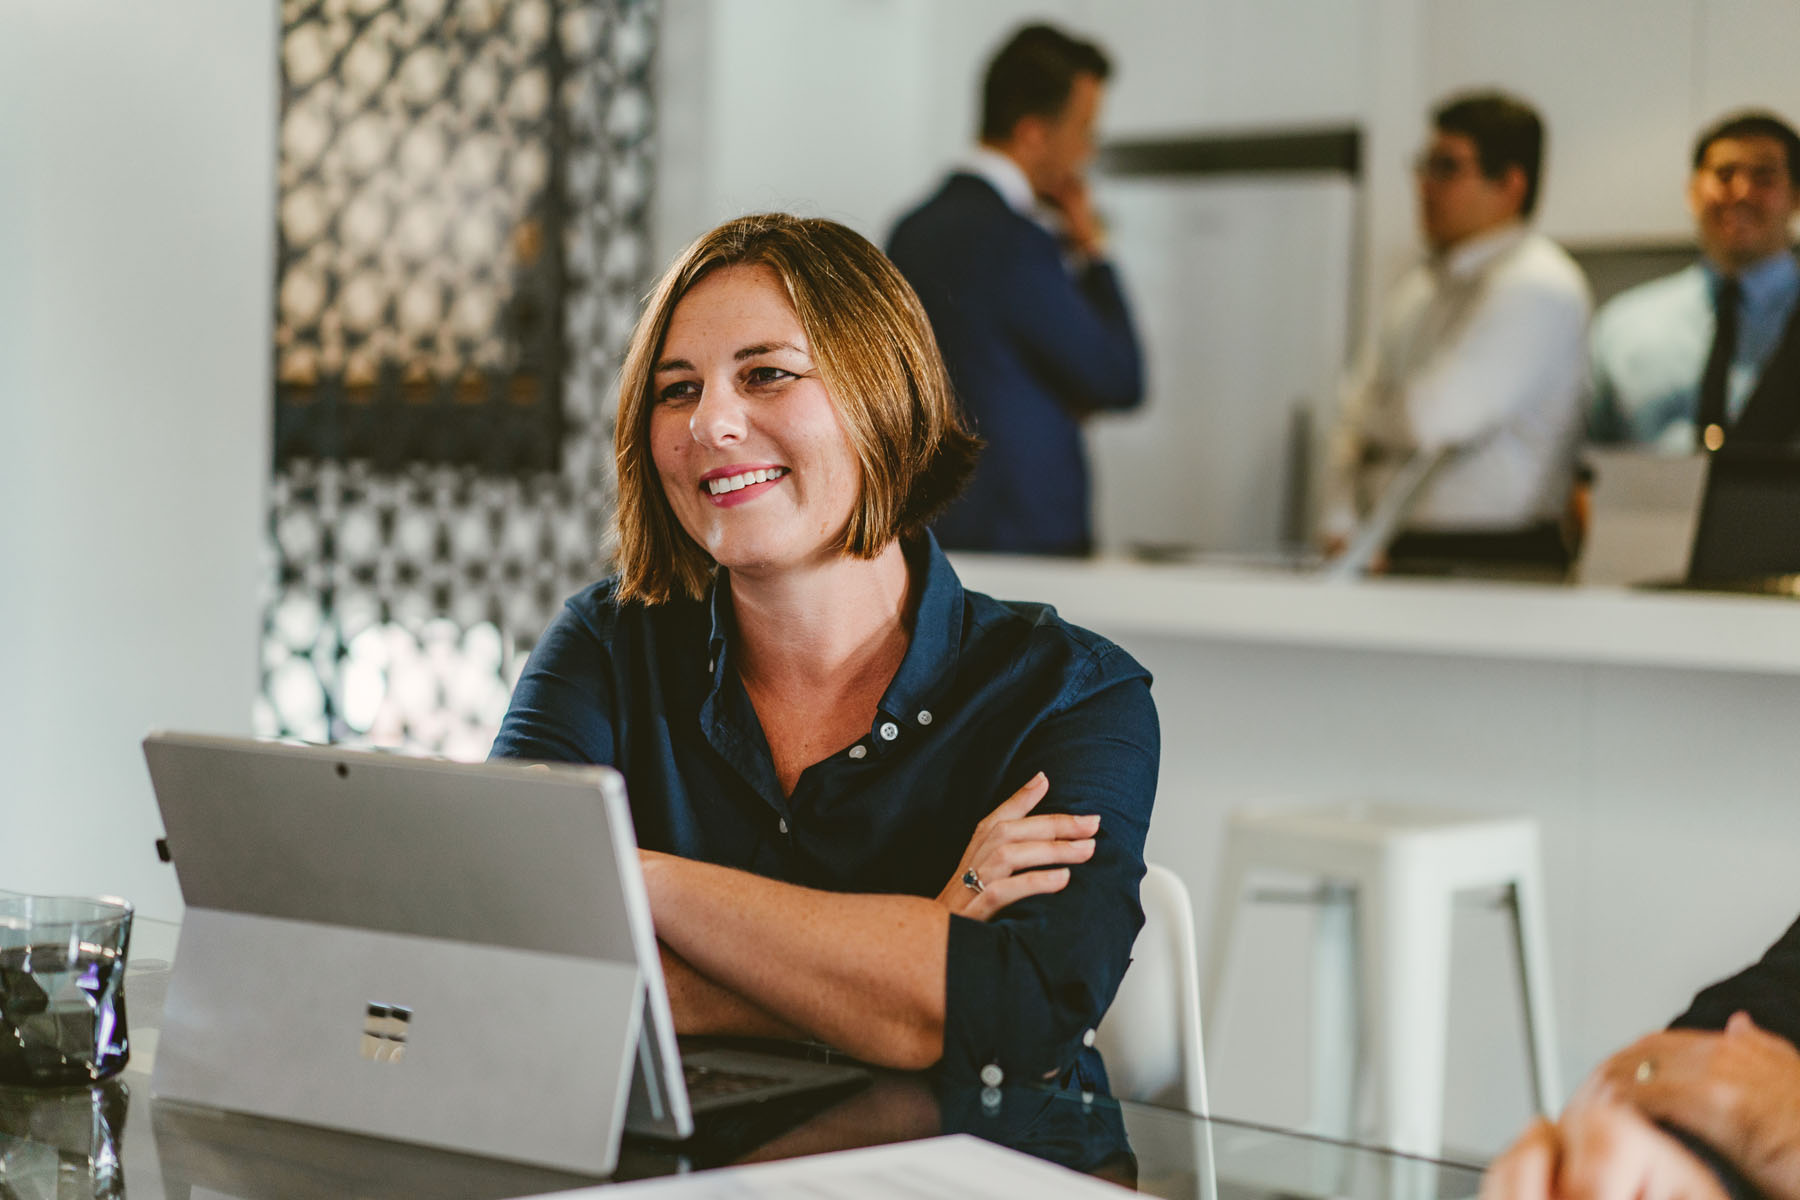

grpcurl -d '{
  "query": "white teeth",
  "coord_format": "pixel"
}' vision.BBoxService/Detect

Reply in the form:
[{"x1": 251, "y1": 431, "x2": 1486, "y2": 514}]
[{"x1": 707, "y1": 467, "x2": 786, "y2": 495}]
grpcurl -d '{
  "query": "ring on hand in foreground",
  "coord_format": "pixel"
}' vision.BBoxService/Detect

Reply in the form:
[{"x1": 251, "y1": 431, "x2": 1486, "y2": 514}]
[
  {"x1": 1635, "y1": 1059, "x2": 1656, "y2": 1084},
  {"x1": 961, "y1": 868, "x2": 985, "y2": 895}
]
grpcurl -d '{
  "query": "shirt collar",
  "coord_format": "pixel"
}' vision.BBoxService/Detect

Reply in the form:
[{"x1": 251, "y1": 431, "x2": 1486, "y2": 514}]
[
  {"x1": 962, "y1": 145, "x2": 1038, "y2": 218},
  {"x1": 877, "y1": 532, "x2": 964, "y2": 727},
  {"x1": 703, "y1": 532, "x2": 966, "y2": 730},
  {"x1": 1703, "y1": 249, "x2": 1799, "y2": 310},
  {"x1": 1433, "y1": 220, "x2": 1529, "y2": 281},
  {"x1": 704, "y1": 569, "x2": 731, "y2": 682}
]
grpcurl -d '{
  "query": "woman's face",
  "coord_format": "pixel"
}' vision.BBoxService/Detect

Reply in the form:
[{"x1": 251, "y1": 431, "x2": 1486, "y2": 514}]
[{"x1": 649, "y1": 263, "x2": 862, "y2": 577}]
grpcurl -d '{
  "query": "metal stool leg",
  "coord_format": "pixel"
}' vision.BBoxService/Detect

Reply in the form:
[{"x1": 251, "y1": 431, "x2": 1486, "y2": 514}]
[
  {"x1": 1359, "y1": 865, "x2": 1453, "y2": 1159},
  {"x1": 1509, "y1": 851, "x2": 1564, "y2": 1114}
]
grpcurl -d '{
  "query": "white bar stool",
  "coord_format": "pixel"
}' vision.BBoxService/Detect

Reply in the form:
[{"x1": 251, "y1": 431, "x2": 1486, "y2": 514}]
[{"x1": 1203, "y1": 802, "x2": 1561, "y2": 1158}]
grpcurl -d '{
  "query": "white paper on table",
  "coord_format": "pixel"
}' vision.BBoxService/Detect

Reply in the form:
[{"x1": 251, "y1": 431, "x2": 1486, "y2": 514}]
[{"x1": 522, "y1": 1133, "x2": 1128, "y2": 1198}]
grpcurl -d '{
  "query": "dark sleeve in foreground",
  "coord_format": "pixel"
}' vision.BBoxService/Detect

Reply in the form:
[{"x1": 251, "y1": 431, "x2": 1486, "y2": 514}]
[
  {"x1": 487, "y1": 598, "x2": 618, "y2": 766},
  {"x1": 1669, "y1": 913, "x2": 1800, "y2": 1051},
  {"x1": 941, "y1": 648, "x2": 1157, "y2": 1086}
]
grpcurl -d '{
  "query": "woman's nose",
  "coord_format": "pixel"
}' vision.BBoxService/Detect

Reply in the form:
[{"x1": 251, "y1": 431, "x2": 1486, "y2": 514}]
[{"x1": 689, "y1": 380, "x2": 747, "y2": 446}]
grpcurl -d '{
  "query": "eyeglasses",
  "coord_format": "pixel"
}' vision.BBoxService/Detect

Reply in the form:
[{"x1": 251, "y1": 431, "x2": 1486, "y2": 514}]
[
  {"x1": 1699, "y1": 162, "x2": 1788, "y2": 191},
  {"x1": 1412, "y1": 151, "x2": 1478, "y2": 182}
]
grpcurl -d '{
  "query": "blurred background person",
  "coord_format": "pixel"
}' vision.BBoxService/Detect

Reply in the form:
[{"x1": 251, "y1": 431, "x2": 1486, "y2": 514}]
[
  {"x1": 888, "y1": 22, "x2": 1143, "y2": 558},
  {"x1": 1590, "y1": 111, "x2": 1800, "y2": 453},
  {"x1": 1321, "y1": 91, "x2": 1591, "y2": 576}
]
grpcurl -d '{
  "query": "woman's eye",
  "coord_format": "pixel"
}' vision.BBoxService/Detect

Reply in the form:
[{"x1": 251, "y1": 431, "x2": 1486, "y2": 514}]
[
  {"x1": 656, "y1": 380, "x2": 699, "y2": 405},
  {"x1": 744, "y1": 366, "x2": 794, "y2": 387}
]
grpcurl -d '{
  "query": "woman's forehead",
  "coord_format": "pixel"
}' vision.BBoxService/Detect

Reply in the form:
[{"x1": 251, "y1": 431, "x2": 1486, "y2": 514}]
[{"x1": 660, "y1": 262, "x2": 808, "y2": 357}]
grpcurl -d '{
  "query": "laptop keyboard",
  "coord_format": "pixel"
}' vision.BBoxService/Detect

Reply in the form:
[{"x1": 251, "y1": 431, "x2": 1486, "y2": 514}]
[{"x1": 683, "y1": 1062, "x2": 787, "y2": 1102}]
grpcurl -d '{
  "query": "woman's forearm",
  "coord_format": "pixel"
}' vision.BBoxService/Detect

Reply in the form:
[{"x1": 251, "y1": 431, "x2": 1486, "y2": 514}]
[
  {"x1": 640, "y1": 851, "x2": 949, "y2": 1069},
  {"x1": 659, "y1": 944, "x2": 806, "y2": 1040}
]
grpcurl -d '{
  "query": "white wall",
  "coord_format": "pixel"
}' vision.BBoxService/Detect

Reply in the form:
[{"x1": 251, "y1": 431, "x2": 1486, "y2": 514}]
[{"x1": 0, "y1": 1, "x2": 277, "y2": 919}]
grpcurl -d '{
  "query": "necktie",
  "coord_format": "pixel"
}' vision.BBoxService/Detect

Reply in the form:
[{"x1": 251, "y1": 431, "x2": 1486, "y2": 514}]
[{"x1": 1696, "y1": 276, "x2": 1740, "y2": 451}]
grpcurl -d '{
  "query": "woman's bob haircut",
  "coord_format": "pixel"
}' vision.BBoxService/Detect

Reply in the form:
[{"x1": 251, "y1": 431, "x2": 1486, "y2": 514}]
[{"x1": 613, "y1": 213, "x2": 981, "y2": 604}]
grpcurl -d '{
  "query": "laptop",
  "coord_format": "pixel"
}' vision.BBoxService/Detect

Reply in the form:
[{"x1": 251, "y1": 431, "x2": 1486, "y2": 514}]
[
  {"x1": 142, "y1": 732, "x2": 867, "y2": 1176},
  {"x1": 1684, "y1": 446, "x2": 1800, "y2": 585}
]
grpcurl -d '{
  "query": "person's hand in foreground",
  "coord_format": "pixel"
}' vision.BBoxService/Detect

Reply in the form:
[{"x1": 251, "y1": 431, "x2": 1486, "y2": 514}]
[
  {"x1": 1591, "y1": 1012, "x2": 1800, "y2": 1200},
  {"x1": 1482, "y1": 1088, "x2": 1729, "y2": 1200}
]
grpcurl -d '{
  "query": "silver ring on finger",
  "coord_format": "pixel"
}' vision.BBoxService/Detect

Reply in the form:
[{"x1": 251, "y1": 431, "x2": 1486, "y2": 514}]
[{"x1": 961, "y1": 867, "x2": 985, "y2": 895}]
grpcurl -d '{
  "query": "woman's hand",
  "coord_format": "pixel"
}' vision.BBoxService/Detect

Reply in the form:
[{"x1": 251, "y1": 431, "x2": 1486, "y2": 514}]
[
  {"x1": 934, "y1": 771, "x2": 1098, "y2": 921},
  {"x1": 1597, "y1": 1012, "x2": 1800, "y2": 1200}
]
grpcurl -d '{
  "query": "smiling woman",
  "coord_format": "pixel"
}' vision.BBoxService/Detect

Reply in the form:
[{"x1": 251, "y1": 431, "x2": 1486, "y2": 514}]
[{"x1": 489, "y1": 213, "x2": 1161, "y2": 1088}]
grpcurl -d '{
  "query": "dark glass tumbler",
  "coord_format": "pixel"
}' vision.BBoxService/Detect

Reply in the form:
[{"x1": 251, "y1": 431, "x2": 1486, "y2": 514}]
[{"x1": 0, "y1": 892, "x2": 132, "y2": 1089}]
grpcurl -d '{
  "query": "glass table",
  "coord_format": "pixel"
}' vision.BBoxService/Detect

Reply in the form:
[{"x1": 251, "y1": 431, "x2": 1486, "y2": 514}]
[{"x1": 0, "y1": 918, "x2": 1487, "y2": 1198}]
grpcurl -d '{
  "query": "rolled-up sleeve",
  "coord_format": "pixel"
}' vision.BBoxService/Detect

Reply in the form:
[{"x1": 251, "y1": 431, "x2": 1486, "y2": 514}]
[{"x1": 940, "y1": 646, "x2": 1158, "y2": 1085}]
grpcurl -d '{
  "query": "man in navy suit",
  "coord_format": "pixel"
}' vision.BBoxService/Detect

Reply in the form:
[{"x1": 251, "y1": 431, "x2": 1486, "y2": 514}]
[{"x1": 888, "y1": 24, "x2": 1143, "y2": 556}]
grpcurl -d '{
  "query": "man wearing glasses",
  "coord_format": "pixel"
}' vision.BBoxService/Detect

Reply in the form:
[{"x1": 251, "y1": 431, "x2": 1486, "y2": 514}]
[
  {"x1": 1322, "y1": 92, "x2": 1591, "y2": 574},
  {"x1": 1590, "y1": 111, "x2": 1800, "y2": 452}
]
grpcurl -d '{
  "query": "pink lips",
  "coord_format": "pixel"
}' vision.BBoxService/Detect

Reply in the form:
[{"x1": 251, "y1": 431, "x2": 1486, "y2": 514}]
[{"x1": 700, "y1": 464, "x2": 786, "y2": 508}]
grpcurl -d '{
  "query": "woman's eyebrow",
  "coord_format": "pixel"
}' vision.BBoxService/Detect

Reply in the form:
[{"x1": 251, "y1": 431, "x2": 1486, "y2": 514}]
[
  {"x1": 654, "y1": 342, "x2": 808, "y2": 373},
  {"x1": 734, "y1": 341, "x2": 806, "y2": 361}
]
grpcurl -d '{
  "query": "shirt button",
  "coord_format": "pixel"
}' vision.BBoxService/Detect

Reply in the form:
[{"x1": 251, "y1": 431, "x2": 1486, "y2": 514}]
[
  {"x1": 1082, "y1": 1027, "x2": 1096, "y2": 1048},
  {"x1": 848, "y1": 744, "x2": 867, "y2": 760},
  {"x1": 979, "y1": 1062, "x2": 1004, "y2": 1088},
  {"x1": 778, "y1": 818, "x2": 788, "y2": 834},
  {"x1": 878, "y1": 722, "x2": 900, "y2": 742},
  {"x1": 916, "y1": 710, "x2": 933, "y2": 726},
  {"x1": 707, "y1": 656, "x2": 716, "y2": 673}
]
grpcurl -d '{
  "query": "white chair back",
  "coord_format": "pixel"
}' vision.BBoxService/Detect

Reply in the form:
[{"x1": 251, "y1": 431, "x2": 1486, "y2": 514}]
[{"x1": 1094, "y1": 862, "x2": 1210, "y2": 1116}]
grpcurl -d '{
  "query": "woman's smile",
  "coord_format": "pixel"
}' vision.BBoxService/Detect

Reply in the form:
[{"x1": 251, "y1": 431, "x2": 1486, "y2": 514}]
[{"x1": 701, "y1": 464, "x2": 790, "y2": 506}]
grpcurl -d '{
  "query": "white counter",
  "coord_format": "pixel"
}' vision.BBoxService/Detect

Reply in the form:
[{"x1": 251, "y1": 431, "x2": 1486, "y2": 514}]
[
  {"x1": 950, "y1": 553, "x2": 1800, "y2": 1156},
  {"x1": 952, "y1": 554, "x2": 1800, "y2": 677}
]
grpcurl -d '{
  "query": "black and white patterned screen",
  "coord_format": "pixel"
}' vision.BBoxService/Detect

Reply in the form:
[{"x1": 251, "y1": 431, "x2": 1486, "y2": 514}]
[{"x1": 257, "y1": 0, "x2": 656, "y2": 759}]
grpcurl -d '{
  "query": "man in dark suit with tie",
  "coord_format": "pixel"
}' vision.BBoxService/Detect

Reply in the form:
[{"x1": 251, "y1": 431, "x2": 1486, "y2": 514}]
[
  {"x1": 887, "y1": 24, "x2": 1143, "y2": 556},
  {"x1": 1590, "y1": 111, "x2": 1800, "y2": 451}
]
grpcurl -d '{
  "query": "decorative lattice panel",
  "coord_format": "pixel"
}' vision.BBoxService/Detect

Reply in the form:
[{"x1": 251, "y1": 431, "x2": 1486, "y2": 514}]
[{"x1": 257, "y1": 0, "x2": 656, "y2": 758}]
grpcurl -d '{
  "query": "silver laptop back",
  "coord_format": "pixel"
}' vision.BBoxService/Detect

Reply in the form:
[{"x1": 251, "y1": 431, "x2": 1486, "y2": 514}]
[
  {"x1": 1577, "y1": 448, "x2": 1709, "y2": 585},
  {"x1": 143, "y1": 733, "x2": 648, "y2": 1175}
]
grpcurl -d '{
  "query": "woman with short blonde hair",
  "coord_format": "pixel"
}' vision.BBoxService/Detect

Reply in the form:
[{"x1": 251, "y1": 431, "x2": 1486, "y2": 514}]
[{"x1": 493, "y1": 213, "x2": 1158, "y2": 1087}]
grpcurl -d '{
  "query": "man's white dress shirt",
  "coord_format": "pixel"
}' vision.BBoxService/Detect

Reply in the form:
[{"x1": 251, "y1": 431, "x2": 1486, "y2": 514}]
[
  {"x1": 1324, "y1": 222, "x2": 1593, "y2": 537},
  {"x1": 963, "y1": 145, "x2": 1038, "y2": 218}
]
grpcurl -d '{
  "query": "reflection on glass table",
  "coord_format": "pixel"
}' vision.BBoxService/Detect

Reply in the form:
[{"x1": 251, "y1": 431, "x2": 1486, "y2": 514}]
[{"x1": 0, "y1": 917, "x2": 1486, "y2": 1199}]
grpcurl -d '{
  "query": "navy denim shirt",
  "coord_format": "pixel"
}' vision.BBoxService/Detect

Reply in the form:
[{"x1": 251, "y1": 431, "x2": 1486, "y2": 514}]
[{"x1": 490, "y1": 534, "x2": 1158, "y2": 1089}]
